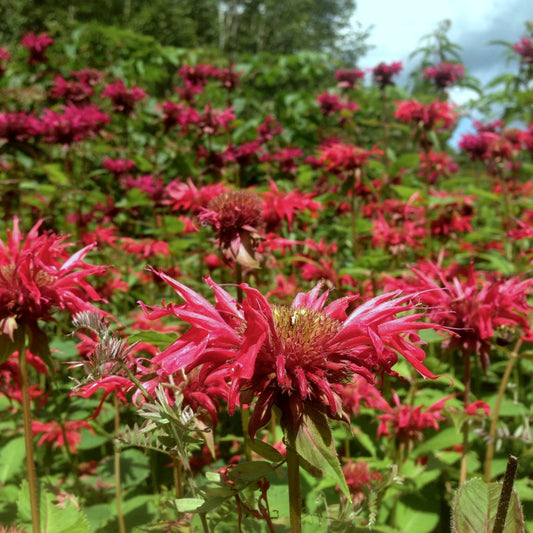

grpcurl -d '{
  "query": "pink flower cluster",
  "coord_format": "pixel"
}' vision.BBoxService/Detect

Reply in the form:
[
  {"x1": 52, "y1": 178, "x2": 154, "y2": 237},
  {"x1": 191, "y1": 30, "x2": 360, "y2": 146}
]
[{"x1": 423, "y1": 62, "x2": 465, "y2": 89}]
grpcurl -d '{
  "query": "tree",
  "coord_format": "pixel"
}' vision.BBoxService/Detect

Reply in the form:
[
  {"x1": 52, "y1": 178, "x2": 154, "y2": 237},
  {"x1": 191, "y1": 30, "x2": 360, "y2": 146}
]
[{"x1": 0, "y1": 0, "x2": 368, "y2": 65}]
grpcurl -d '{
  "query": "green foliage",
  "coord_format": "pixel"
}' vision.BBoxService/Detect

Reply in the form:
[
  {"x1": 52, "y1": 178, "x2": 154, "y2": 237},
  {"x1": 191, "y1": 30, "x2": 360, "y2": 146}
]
[
  {"x1": 452, "y1": 478, "x2": 525, "y2": 533},
  {"x1": 17, "y1": 480, "x2": 89, "y2": 533}
]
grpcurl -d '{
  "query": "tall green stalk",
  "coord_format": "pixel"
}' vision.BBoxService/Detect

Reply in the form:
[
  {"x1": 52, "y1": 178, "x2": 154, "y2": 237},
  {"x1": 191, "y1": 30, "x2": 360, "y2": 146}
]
[
  {"x1": 18, "y1": 328, "x2": 41, "y2": 533},
  {"x1": 113, "y1": 393, "x2": 127, "y2": 533},
  {"x1": 286, "y1": 438, "x2": 302, "y2": 533},
  {"x1": 484, "y1": 339, "x2": 522, "y2": 482},
  {"x1": 459, "y1": 351, "x2": 471, "y2": 484}
]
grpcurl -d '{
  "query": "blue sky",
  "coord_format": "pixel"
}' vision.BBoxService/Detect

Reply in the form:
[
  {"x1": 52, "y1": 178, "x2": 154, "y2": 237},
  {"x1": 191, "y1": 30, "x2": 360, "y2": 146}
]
[{"x1": 352, "y1": 0, "x2": 533, "y2": 145}]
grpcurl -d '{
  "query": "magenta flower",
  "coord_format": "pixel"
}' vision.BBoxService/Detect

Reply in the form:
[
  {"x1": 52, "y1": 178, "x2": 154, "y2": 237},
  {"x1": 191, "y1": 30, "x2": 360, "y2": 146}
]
[
  {"x1": 139, "y1": 273, "x2": 445, "y2": 438},
  {"x1": 387, "y1": 263, "x2": 533, "y2": 372},
  {"x1": 158, "y1": 101, "x2": 199, "y2": 133},
  {"x1": 260, "y1": 180, "x2": 322, "y2": 232},
  {"x1": 165, "y1": 178, "x2": 229, "y2": 214},
  {"x1": 32, "y1": 419, "x2": 92, "y2": 453},
  {"x1": 40, "y1": 104, "x2": 110, "y2": 145},
  {"x1": 0, "y1": 47, "x2": 10, "y2": 77},
  {"x1": 422, "y1": 62, "x2": 465, "y2": 89},
  {"x1": 419, "y1": 150, "x2": 459, "y2": 184},
  {"x1": 102, "y1": 157, "x2": 136, "y2": 176},
  {"x1": 394, "y1": 99, "x2": 458, "y2": 131},
  {"x1": 101, "y1": 80, "x2": 147, "y2": 115},
  {"x1": 316, "y1": 93, "x2": 360, "y2": 116},
  {"x1": 377, "y1": 391, "x2": 454, "y2": 444},
  {"x1": 20, "y1": 32, "x2": 54, "y2": 64},
  {"x1": 372, "y1": 61, "x2": 402, "y2": 89},
  {"x1": 195, "y1": 105, "x2": 235, "y2": 136},
  {"x1": 0, "y1": 217, "x2": 107, "y2": 326},
  {"x1": 0, "y1": 111, "x2": 42, "y2": 144},
  {"x1": 199, "y1": 190, "x2": 263, "y2": 268},
  {"x1": 341, "y1": 460, "x2": 381, "y2": 505},
  {"x1": 317, "y1": 141, "x2": 383, "y2": 175},
  {"x1": 334, "y1": 68, "x2": 365, "y2": 89},
  {"x1": 49, "y1": 75, "x2": 94, "y2": 104},
  {"x1": 513, "y1": 37, "x2": 533, "y2": 63}
]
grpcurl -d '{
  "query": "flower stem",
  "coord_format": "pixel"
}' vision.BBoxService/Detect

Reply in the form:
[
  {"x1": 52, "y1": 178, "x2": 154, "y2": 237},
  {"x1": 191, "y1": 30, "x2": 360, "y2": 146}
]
[
  {"x1": 19, "y1": 340, "x2": 41, "y2": 533},
  {"x1": 286, "y1": 440, "x2": 302, "y2": 533},
  {"x1": 492, "y1": 455, "x2": 519, "y2": 533},
  {"x1": 351, "y1": 187, "x2": 359, "y2": 259},
  {"x1": 173, "y1": 455, "x2": 183, "y2": 498},
  {"x1": 459, "y1": 352, "x2": 471, "y2": 484},
  {"x1": 240, "y1": 407, "x2": 253, "y2": 462},
  {"x1": 381, "y1": 86, "x2": 389, "y2": 169},
  {"x1": 113, "y1": 393, "x2": 127, "y2": 533},
  {"x1": 484, "y1": 339, "x2": 522, "y2": 482}
]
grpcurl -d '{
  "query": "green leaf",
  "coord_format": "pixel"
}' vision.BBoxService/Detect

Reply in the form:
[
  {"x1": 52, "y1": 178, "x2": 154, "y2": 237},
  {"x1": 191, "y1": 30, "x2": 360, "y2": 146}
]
[
  {"x1": 98, "y1": 448, "x2": 150, "y2": 489},
  {"x1": 84, "y1": 503, "x2": 112, "y2": 532},
  {"x1": 250, "y1": 439, "x2": 284, "y2": 462},
  {"x1": 18, "y1": 480, "x2": 89, "y2": 533},
  {"x1": 27, "y1": 321, "x2": 55, "y2": 374},
  {"x1": 389, "y1": 153, "x2": 420, "y2": 175},
  {"x1": 128, "y1": 330, "x2": 177, "y2": 347},
  {"x1": 452, "y1": 478, "x2": 525, "y2": 533},
  {"x1": 172, "y1": 497, "x2": 206, "y2": 512},
  {"x1": 42, "y1": 164, "x2": 70, "y2": 186},
  {"x1": 0, "y1": 437, "x2": 25, "y2": 483},
  {"x1": 292, "y1": 408, "x2": 350, "y2": 498},
  {"x1": 226, "y1": 460, "x2": 275, "y2": 483},
  {"x1": 0, "y1": 331, "x2": 17, "y2": 365}
]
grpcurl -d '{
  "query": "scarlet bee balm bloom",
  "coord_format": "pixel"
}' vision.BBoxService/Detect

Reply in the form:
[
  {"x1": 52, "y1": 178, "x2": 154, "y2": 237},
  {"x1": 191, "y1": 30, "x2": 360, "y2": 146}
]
[
  {"x1": 199, "y1": 190, "x2": 263, "y2": 268},
  {"x1": 140, "y1": 271, "x2": 445, "y2": 439},
  {"x1": 0, "y1": 218, "x2": 107, "y2": 366}
]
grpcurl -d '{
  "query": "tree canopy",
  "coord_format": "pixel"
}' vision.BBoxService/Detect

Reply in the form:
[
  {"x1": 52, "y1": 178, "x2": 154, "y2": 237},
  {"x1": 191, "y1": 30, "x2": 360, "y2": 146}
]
[{"x1": 0, "y1": 0, "x2": 369, "y2": 64}]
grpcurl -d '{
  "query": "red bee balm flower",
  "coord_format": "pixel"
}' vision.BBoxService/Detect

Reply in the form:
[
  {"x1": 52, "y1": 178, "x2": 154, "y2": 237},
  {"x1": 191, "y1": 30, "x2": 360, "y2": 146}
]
[
  {"x1": 0, "y1": 218, "x2": 107, "y2": 348},
  {"x1": 140, "y1": 272, "x2": 445, "y2": 438},
  {"x1": 199, "y1": 190, "x2": 263, "y2": 268},
  {"x1": 20, "y1": 32, "x2": 54, "y2": 65}
]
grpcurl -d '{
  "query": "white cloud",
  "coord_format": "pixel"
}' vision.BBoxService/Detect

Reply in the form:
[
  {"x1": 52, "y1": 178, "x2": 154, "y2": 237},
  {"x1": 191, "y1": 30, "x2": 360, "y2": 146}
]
[{"x1": 354, "y1": 0, "x2": 533, "y2": 80}]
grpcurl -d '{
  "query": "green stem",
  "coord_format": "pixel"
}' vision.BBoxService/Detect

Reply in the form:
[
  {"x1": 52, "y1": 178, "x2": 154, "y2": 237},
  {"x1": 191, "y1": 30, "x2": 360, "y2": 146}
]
[
  {"x1": 381, "y1": 86, "x2": 389, "y2": 169},
  {"x1": 484, "y1": 339, "x2": 522, "y2": 482},
  {"x1": 113, "y1": 393, "x2": 127, "y2": 533},
  {"x1": 173, "y1": 455, "x2": 183, "y2": 498},
  {"x1": 234, "y1": 262, "x2": 252, "y2": 461},
  {"x1": 19, "y1": 335, "x2": 41, "y2": 533},
  {"x1": 351, "y1": 184, "x2": 359, "y2": 259},
  {"x1": 240, "y1": 407, "x2": 253, "y2": 462},
  {"x1": 286, "y1": 439, "x2": 302, "y2": 533},
  {"x1": 59, "y1": 420, "x2": 82, "y2": 492},
  {"x1": 459, "y1": 352, "x2": 471, "y2": 484}
]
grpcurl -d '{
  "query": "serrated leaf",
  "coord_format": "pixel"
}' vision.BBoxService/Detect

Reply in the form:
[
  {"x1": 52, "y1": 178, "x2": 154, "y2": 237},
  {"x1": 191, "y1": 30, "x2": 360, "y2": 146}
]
[
  {"x1": 292, "y1": 408, "x2": 350, "y2": 498},
  {"x1": 18, "y1": 480, "x2": 89, "y2": 533},
  {"x1": 452, "y1": 478, "x2": 525, "y2": 533}
]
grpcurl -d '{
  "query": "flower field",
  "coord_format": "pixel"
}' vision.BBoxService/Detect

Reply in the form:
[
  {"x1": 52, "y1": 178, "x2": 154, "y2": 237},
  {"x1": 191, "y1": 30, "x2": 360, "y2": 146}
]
[{"x1": 1, "y1": 21, "x2": 533, "y2": 533}]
